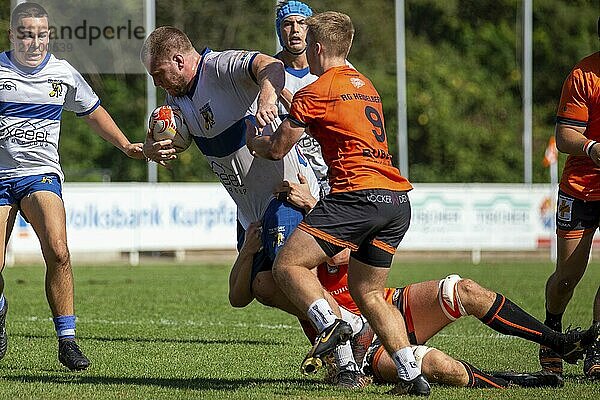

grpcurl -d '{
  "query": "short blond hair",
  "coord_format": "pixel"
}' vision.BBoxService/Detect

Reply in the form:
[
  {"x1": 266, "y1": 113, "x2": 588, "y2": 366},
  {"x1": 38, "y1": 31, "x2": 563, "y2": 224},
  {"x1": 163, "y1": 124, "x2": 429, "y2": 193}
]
[
  {"x1": 140, "y1": 26, "x2": 194, "y2": 64},
  {"x1": 306, "y1": 11, "x2": 354, "y2": 58}
]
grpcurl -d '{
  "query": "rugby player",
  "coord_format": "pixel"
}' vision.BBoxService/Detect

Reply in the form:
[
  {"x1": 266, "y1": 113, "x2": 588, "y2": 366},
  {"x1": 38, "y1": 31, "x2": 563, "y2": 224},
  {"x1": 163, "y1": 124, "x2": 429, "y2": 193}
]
[
  {"x1": 247, "y1": 11, "x2": 429, "y2": 396},
  {"x1": 140, "y1": 27, "x2": 321, "y2": 328},
  {"x1": 0, "y1": 2, "x2": 144, "y2": 370},
  {"x1": 540, "y1": 18, "x2": 600, "y2": 379}
]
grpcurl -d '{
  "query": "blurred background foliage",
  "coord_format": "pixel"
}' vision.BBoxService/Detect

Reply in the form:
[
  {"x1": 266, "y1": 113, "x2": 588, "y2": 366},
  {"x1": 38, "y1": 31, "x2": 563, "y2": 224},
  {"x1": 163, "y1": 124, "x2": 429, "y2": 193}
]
[{"x1": 0, "y1": 0, "x2": 598, "y2": 183}]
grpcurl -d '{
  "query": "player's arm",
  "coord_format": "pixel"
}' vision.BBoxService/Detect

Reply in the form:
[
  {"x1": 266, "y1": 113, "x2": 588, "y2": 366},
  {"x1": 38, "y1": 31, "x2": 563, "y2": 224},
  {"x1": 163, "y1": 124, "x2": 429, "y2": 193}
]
[
  {"x1": 246, "y1": 118, "x2": 305, "y2": 160},
  {"x1": 229, "y1": 222, "x2": 263, "y2": 308},
  {"x1": 555, "y1": 123, "x2": 600, "y2": 166},
  {"x1": 279, "y1": 88, "x2": 293, "y2": 113},
  {"x1": 274, "y1": 173, "x2": 318, "y2": 212},
  {"x1": 251, "y1": 54, "x2": 285, "y2": 128},
  {"x1": 83, "y1": 105, "x2": 144, "y2": 159}
]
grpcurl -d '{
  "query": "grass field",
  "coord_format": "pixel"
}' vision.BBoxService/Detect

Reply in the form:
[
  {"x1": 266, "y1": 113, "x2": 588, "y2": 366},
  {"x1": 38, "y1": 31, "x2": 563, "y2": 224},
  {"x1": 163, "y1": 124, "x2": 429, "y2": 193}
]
[{"x1": 0, "y1": 258, "x2": 598, "y2": 399}]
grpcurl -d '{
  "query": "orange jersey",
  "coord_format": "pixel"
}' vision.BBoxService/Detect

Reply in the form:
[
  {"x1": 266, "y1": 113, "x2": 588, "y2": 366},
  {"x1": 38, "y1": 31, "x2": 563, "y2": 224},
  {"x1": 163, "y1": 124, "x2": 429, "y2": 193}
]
[
  {"x1": 317, "y1": 263, "x2": 395, "y2": 315},
  {"x1": 558, "y1": 52, "x2": 600, "y2": 200},
  {"x1": 289, "y1": 66, "x2": 412, "y2": 194}
]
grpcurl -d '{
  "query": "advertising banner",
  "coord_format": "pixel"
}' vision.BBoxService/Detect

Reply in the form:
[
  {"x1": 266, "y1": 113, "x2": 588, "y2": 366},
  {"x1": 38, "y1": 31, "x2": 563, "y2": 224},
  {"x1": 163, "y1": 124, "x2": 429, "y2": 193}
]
[{"x1": 9, "y1": 183, "x2": 558, "y2": 255}]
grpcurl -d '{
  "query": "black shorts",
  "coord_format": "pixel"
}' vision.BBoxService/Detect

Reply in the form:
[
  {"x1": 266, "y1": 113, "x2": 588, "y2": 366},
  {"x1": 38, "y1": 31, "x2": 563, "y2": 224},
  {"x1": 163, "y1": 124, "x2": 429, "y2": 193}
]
[
  {"x1": 298, "y1": 189, "x2": 411, "y2": 267},
  {"x1": 556, "y1": 190, "x2": 600, "y2": 239}
]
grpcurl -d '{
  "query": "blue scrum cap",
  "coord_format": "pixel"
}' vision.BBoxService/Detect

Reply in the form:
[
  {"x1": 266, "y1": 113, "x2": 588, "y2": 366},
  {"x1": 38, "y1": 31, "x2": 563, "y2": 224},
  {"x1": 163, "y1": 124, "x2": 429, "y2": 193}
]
[{"x1": 276, "y1": 1, "x2": 313, "y2": 47}]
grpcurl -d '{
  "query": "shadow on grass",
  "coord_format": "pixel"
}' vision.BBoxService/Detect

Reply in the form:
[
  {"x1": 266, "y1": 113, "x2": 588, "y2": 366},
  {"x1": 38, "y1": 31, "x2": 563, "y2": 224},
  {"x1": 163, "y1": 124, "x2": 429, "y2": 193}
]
[
  {"x1": 13, "y1": 333, "x2": 283, "y2": 346},
  {"x1": 0, "y1": 374, "x2": 319, "y2": 392}
]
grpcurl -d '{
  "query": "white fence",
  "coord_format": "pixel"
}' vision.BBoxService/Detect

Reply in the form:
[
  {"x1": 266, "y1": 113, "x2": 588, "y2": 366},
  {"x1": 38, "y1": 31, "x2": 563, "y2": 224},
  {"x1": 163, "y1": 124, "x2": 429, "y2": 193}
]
[{"x1": 8, "y1": 183, "x2": 558, "y2": 260}]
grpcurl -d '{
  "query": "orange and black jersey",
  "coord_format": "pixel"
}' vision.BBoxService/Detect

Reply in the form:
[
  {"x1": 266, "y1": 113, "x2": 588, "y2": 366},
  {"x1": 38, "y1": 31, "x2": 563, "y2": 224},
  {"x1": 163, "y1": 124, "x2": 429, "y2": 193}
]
[
  {"x1": 317, "y1": 263, "x2": 395, "y2": 315},
  {"x1": 289, "y1": 65, "x2": 412, "y2": 194},
  {"x1": 558, "y1": 52, "x2": 600, "y2": 200}
]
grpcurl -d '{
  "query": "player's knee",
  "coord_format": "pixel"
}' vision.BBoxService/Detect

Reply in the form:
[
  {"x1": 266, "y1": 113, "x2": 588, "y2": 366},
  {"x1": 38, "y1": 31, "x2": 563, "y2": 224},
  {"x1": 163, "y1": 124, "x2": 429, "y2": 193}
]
[
  {"x1": 46, "y1": 241, "x2": 71, "y2": 270},
  {"x1": 349, "y1": 285, "x2": 378, "y2": 309},
  {"x1": 271, "y1": 262, "x2": 287, "y2": 283},
  {"x1": 438, "y1": 274, "x2": 469, "y2": 320},
  {"x1": 421, "y1": 349, "x2": 468, "y2": 387},
  {"x1": 456, "y1": 278, "x2": 485, "y2": 300},
  {"x1": 554, "y1": 276, "x2": 581, "y2": 292},
  {"x1": 228, "y1": 289, "x2": 252, "y2": 308},
  {"x1": 252, "y1": 273, "x2": 278, "y2": 307}
]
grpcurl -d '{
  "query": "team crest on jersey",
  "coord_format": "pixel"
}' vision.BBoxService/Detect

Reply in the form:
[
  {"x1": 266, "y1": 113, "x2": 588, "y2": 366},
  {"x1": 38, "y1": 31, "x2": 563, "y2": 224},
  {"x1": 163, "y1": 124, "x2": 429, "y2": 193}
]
[
  {"x1": 350, "y1": 77, "x2": 365, "y2": 89},
  {"x1": 326, "y1": 264, "x2": 339, "y2": 275},
  {"x1": 48, "y1": 79, "x2": 64, "y2": 98},
  {"x1": 557, "y1": 195, "x2": 573, "y2": 222},
  {"x1": 199, "y1": 103, "x2": 215, "y2": 130},
  {"x1": 0, "y1": 80, "x2": 17, "y2": 91}
]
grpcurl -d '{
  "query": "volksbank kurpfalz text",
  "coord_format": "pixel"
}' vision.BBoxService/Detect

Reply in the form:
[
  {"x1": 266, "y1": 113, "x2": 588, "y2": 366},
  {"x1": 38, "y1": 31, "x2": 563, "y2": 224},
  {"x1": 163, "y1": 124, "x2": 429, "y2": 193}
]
[
  {"x1": 67, "y1": 205, "x2": 161, "y2": 229},
  {"x1": 170, "y1": 203, "x2": 236, "y2": 229},
  {"x1": 16, "y1": 20, "x2": 145, "y2": 48},
  {"x1": 66, "y1": 203, "x2": 236, "y2": 230}
]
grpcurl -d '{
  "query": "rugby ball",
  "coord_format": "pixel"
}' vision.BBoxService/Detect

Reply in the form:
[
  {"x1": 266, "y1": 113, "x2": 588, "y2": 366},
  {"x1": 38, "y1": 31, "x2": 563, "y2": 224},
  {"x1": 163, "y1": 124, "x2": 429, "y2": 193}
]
[{"x1": 149, "y1": 105, "x2": 192, "y2": 152}]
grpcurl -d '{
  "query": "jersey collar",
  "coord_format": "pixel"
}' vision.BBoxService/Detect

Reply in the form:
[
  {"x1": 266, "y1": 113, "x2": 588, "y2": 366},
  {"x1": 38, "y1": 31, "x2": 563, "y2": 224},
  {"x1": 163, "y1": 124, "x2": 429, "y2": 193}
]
[
  {"x1": 3, "y1": 51, "x2": 51, "y2": 75},
  {"x1": 187, "y1": 47, "x2": 211, "y2": 98}
]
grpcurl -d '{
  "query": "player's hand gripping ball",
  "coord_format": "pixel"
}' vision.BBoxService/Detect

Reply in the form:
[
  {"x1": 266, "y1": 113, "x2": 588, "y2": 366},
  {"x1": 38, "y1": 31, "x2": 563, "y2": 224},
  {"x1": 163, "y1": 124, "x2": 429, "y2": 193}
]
[{"x1": 149, "y1": 105, "x2": 192, "y2": 152}]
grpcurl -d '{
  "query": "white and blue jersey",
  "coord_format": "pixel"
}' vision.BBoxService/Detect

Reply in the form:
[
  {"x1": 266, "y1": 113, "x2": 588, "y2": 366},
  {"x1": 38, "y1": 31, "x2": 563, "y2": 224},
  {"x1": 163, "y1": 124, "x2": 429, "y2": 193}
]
[
  {"x1": 167, "y1": 49, "x2": 319, "y2": 230},
  {"x1": 0, "y1": 51, "x2": 100, "y2": 182},
  {"x1": 276, "y1": 63, "x2": 329, "y2": 192}
]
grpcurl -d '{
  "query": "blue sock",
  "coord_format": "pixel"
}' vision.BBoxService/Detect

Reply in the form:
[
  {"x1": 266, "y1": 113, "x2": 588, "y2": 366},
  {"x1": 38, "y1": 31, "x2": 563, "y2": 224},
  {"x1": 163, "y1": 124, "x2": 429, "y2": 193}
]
[
  {"x1": 53, "y1": 315, "x2": 76, "y2": 339},
  {"x1": 0, "y1": 294, "x2": 5, "y2": 310}
]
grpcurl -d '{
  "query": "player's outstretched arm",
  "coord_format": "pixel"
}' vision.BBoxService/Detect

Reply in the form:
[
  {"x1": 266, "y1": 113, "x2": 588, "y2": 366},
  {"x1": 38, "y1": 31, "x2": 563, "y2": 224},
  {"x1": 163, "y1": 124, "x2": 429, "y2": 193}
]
[
  {"x1": 83, "y1": 106, "x2": 144, "y2": 159},
  {"x1": 252, "y1": 54, "x2": 285, "y2": 128},
  {"x1": 228, "y1": 221, "x2": 263, "y2": 308},
  {"x1": 555, "y1": 123, "x2": 600, "y2": 166},
  {"x1": 246, "y1": 118, "x2": 304, "y2": 160}
]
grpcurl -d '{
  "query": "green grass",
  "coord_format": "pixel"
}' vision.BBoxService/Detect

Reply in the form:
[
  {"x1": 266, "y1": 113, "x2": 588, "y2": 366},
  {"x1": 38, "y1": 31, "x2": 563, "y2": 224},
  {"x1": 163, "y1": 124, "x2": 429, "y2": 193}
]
[{"x1": 0, "y1": 259, "x2": 598, "y2": 399}]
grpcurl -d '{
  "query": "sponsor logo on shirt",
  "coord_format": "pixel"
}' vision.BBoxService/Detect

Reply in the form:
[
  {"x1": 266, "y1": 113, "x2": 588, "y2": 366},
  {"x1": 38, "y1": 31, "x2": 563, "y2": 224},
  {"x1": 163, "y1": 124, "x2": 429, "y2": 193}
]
[
  {"x1": 326, "y1": 264, "x2": 339, "y2": 274},
  {"x1": 210, "y1": 161, "x2": 246, "y2": 195},
  {"x1": 350, "y1": 77, "x2": 365, "y2": 88},
  {"x1": 0, "y1": 120, "x2": 51, "y2": 146},
  {"x1": 0, "y1": 80, "x2": 17, "y2": 91},
  {"x1": 366, "y1": 192, "x2": 409, "y2": 205}
]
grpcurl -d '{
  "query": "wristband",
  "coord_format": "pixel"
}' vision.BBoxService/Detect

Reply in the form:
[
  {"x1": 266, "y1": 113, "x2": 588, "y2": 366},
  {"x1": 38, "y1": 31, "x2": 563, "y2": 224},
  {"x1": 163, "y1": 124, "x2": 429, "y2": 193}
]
[{"x1": 584, "y1": 140, "x2": 598, "y2": 157}]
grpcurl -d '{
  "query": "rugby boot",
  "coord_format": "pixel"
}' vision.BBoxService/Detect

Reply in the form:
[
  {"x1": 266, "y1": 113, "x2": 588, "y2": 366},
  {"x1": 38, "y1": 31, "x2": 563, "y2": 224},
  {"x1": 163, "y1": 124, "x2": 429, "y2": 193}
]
[
  {"x1": 583, "y1": 330, "x2": 600, "y2": 379},
  {"x1": 333, "y1": 369, "x2": 371, "y2": 389},
  {"x1": 559, "y1": 322, "x2": 600, "y2": 364},
  {"x1": 388, "y1": 374, "x2": 431, "y2": 397},
  {"x1": 58, "y1": 338, "x2": 90, "y2": 371},
  {"x1": 301, "y1": 319, "x2": 352, "y2": 374},
  {"x1": 493, "y1": 370, "x2": 564, "y2": 387},
  {"x1": 350, "y1": 321, "x2": 375, "y2": 368},
  {"x1": 0, "y1": 299, "x2": 7, "y2": 360},
  {"x1": 539, "y1": 345, "x2": 563, "y2": 375}
]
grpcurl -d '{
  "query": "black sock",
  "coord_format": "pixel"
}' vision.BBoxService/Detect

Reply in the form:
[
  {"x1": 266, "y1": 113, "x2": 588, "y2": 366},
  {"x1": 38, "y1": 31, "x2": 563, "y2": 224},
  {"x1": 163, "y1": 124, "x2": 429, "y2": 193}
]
[
  {"x1": 459, "y1": 361, "x2": 507, "y2": 388},
  {"x1": 544, "y1": 309, "x2": 563, "y2": 332},
  {"x1": 480, "y1": 294, "x2": 562, "y2": 351}
]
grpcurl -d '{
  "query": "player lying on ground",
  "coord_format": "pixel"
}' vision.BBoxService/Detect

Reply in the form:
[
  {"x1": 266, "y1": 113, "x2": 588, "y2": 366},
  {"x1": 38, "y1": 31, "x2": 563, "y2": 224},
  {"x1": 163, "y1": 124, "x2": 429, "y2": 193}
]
[{"x1": 230, "y1": 176, "x2": 600, "y2": 388}]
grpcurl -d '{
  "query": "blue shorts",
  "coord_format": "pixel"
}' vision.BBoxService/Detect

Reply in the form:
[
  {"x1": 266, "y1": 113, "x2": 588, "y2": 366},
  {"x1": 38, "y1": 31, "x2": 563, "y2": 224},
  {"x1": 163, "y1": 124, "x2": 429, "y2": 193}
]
[
  {"x1": 0, "y1": 173, "x2": 62, "y2": 206},
  {"x1": 236, "y1": 198, "x2": 305, "y2": 284}
]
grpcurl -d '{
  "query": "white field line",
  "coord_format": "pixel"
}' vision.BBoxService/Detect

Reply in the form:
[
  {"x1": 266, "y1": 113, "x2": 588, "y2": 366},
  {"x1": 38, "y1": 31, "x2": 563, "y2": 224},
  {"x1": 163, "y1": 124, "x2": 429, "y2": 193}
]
[{"x1": 16, "y1": 316, "x2": 522, "y2": 340}]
